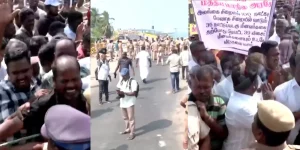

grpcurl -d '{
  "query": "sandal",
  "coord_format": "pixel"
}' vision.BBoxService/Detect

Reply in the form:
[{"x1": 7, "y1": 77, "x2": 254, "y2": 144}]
[
  {"x1": 127, "y1": 134, "x2": 135, "y2": 140},
  {"x1": 119, "y1": 131, "x2": 130, "y2": 134}
]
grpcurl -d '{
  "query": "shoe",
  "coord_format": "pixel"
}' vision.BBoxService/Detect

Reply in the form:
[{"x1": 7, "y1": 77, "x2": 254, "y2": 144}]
[
  {"x1": 99, "y1": 102, "x2": 103, "y2": 105},
  {"x1": 142, "y1": 79, "x2": 147, "y2": 84},
  {"x1": 119, "y1": 131, "x2": 130, "y2": 134},
  {"x1": 106, "y1": 101, "x2": 111, "y2": 103},
  {"x1": 127, "y1": 134, "x2": 135, "y2": 140}
]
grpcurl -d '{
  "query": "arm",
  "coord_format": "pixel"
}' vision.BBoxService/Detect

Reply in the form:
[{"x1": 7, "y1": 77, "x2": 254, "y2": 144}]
[
  {"x1": 124, "y1": 80, "x2": 137, "y2": 96},
  {"x1": 199, "y1": 136, "x2": 211, "y2": 150},
  {"x1": 129, "y1": 59, "x2": 135, "y2": 76},
  {"x1": 203, "y1": 103, "x2": 228, "y2": 139}
]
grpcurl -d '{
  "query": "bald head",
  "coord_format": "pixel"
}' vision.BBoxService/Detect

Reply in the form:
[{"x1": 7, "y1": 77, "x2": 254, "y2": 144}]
[
  {"x1": 55, "y1": 39, "x2": 77, "y2": 58},
  {"x1": 52, "y1": 55, "x2": 80, "y2": 79}
]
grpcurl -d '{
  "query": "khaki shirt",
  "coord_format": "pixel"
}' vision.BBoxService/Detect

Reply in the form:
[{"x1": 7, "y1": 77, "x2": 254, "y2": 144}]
[
  {"x1": 187, "y1": 101, "x2": 210, "y2": 150},
  {"x1": 242, "y1": 142, "x2": 300, "y2": 150}
]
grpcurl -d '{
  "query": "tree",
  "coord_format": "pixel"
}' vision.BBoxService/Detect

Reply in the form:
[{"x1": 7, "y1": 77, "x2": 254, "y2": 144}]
[{"x1": 91, "y1": 8, "x2": 115, "y2": 40}]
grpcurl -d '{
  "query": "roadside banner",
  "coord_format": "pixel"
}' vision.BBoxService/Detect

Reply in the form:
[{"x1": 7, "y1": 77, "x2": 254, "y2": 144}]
[{"x1": 192, "y1": 0, "x2": 276, "y2": 55}]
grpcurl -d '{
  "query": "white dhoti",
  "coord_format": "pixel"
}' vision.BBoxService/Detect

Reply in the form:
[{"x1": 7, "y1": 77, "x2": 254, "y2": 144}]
[{"x1": 139, "y1": 66, "x2": 149, "y2": 80}]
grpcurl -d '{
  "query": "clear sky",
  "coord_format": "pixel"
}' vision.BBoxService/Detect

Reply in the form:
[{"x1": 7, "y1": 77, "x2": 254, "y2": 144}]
[{"x1": 92, "y1": 0, "x2": 188, "y2": 36}]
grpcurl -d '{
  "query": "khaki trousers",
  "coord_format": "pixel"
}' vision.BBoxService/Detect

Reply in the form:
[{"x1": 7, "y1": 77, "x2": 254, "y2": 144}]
[{"x1": 121, "y1": 105, "x2": 135, "y2": 134}]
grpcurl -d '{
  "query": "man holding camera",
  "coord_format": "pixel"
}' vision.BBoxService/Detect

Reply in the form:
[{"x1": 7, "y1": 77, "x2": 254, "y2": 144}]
[{"x1": 116, "y1": 68, "x2": 138, "y2": 140}]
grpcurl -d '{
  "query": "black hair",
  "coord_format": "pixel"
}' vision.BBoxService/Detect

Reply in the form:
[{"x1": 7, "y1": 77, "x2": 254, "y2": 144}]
[
  {"x1": 204, "y1": 51, "x2": 217, "y2": 66},
  {"x1": 190, "y1": 41, "x2": 205, "y2": 51},
  {"x1": 232, "y1": 66, "x2": 257, "y2": 91},
  {"x1": 38, "y1": 42, "x2": 55, "y2": 66},
  {"x1": 256, "y1": 115, "x2": 290, "y2": 146},
  {"x1": 248, "y1": 46, "x2": 263, "y2": 54},
  {"x1": 283, "y1": 4, "x2": 293, "y2": 11},
  {"x1": 83, "y1": 30, "x2": 90, "y2": 44},
  {"x1": 52, "y1": 55, "x2": 80, "y2": 79},
  {"x1": 1, "y1": 38, "x2": 9, "y2": 50},
  {"x1": 4, "y1": 40, "x2": 30, "y2": 66},
  {"x1": 67, "y1": 11, "x2": 83, "y2": 24},
  {"x1": 49, "y1": 21, "x2": 66, "y2": 36},
  {"x1": 19, "y1": 8, "x2": 35, "y2": 24},
  {"x1": 220, "y1": 54, "x2": 235, "y2": 72},
  {"x1": 261, "y1": 40, "x2": 278, "y2": 56},
  {"x1": 29, "y1": 36, "x2": 48, "y2": 56},
  {"x1": 290, "y1": 52, "x2": 296, "y2": 68},
  {"x1": 190, "y1": 65, "x2": 214, "y2": 81}
]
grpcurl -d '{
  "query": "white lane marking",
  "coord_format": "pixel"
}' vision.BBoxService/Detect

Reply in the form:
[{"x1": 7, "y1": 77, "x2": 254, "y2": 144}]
[
  {"x1": 158, "y1": 141, "x2": 166, "y2": 147},
  {"x1": 157, "y1": 134, "x2": 161, "y2": 137}
]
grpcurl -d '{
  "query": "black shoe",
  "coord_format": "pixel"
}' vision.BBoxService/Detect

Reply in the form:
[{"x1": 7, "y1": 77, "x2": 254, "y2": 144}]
[{"x1": 142, "y1": 79, "x2": 147, "y2": 84}]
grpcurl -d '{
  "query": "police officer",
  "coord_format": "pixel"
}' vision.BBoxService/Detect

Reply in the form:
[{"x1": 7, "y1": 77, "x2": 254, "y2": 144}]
[{"x1": 243, "y1": 100, "x2": 300, "y2": 150}]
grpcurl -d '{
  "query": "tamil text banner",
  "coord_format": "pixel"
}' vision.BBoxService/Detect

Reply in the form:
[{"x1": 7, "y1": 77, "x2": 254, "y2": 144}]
[{"x1": 192, "y1": 0, "x2": 276, "y2": 55}]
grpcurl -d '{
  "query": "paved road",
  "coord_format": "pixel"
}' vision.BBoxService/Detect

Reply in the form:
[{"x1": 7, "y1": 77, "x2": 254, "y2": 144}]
[{"x1": 90, "y1": 58, "x2": 187, "y2": 150}]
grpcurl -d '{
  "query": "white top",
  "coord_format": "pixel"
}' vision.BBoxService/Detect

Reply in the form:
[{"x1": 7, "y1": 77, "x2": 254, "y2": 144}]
[
  {"x1": 97, "y1": 60, "x2": 110, "y2": 81},
  {"x1": 274, "y1": 78, "x2": 300, "y2": 144},
  {"x1": 78, "y1": 57, "x2": 90, "y2": 70},
  {"x1": 81, "y1": 75, "x2": 90, "y2": 90},
  {"x1": 215, "y1": 75, "x2": 263, "y2": 100},
  {"x1": 136, "y1": 50, "x2": 150, "y2": 67},
  {"x1": 214, "y1": 75, "x2": 234, "y2": 99},
  {"x1": 188, "y1": 59, "x2": 198, "y2": 71},
  {"x1": 166, "y1": 54, "x2": 181, "y2": 73},
  {"x1": 64, "y1": 25, "x2": 76, "y2": 41},
  {"x1": 117, "y1": 78, "x2": 138, "y2": 108},
  {"x1": 223, "y1": 92, "x2": 258, "y2": 150},
  {"x1": 180, "y1": 50, "x2": 189, "y2": 66},
  {"x1": 269, "y1": 33, "x2": 280, "y2": 44}
]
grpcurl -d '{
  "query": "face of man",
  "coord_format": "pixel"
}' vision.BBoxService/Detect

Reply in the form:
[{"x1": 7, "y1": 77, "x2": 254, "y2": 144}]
[
  {"x1": 54, "y1": 65, "x2": 82, "y2": 101},
  {"x1": 191, "y1": 44, "x2": 206, "y2": 64},
  {"x1": 266, "y1": 47, "x2": 280, "y2": 70},
  {"x1": 49, "y1": 6, "x2": 59, "y2": 16},
  {"x1": 275, "y1": 21, "x2": 287, "y2": 37},
  {"x1": 8, "y1": 58, "x2": 32, "y2": 91},
  {"x1": 23, "y1": 14, "x2": 35, "y2": 31},
  {"x1": 190, "y1": 73, "x2": 213, "y2": 102},
  {"x1": 82, "y1": 41, "x2": 90, "y2": 56},
  {"x1": 29, "y1": 0, "x2": 39, "y2": 8}
]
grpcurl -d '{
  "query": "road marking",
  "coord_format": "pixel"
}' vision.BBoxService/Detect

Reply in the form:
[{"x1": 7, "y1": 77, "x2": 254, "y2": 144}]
[
  {"x1": 158, "y1": 141, "x2": 166, "y2": 147},
  {"x1": 157, "y1": 134, "x2": 161, "y2": 137}
]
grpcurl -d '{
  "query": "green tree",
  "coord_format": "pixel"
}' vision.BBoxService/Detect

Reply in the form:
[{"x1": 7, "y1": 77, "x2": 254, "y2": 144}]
[{"x1": 91, "y1": 8, "x2": 115, "y2": 41}]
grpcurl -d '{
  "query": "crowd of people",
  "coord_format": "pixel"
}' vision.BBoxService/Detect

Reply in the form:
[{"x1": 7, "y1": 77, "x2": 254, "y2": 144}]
[
  {"x1": 180, "y1": 1, "x2": 300, "y2": 150},
  {"x1": 0, "y1": 0, "x2": 91, "y2": 149}
]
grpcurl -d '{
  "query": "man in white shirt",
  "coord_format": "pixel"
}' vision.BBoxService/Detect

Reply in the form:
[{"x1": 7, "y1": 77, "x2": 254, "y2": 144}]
[
  {"x1": 96, "y1": 49, "x2": 111, "y2": 105},
  {"x1": 180, "y1": 45, "x2": 189, "y2": 80},
  {"x1": 274, "y1": 53, "x2": 300, "y2": 144},
  {"x1": 223, "y1": 67, "x2": 260, "y2": 150},
  {"x1": 117, "y1": 68, "x2": 138, "y2": 140},
  {"x1": 269, "y1": 19, "x2": 288, "y2": 44},
  {"x1": 166, "y1": 49, "x2": 181, "y2": 93},
  {"x1": 136, "y1": 45, "x2": 151, "y2": 83}
]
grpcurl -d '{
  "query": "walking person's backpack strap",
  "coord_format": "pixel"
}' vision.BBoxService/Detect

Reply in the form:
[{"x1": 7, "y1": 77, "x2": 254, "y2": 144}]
[{"x1": 128, "y1": 78, "x2": 139, "y2": 97}]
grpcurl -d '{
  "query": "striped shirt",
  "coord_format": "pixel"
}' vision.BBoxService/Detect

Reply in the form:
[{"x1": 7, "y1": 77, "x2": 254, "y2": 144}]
[{"x1": 188, "y1": 94, "x2": 227, "y2": 150}]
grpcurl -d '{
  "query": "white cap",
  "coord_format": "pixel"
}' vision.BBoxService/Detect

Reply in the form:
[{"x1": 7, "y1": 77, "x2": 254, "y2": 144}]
[{"x1": 44, "y1": 0, "x2": 61, "y2": 6}]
